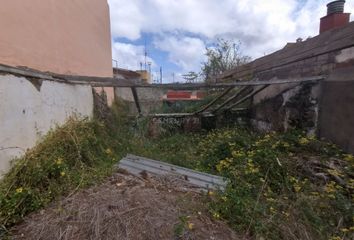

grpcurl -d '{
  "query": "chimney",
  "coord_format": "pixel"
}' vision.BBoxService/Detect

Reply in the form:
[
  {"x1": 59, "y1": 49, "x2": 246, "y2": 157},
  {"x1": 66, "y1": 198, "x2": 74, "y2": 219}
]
[{"x1": 320, "y1": 0, "x2": 350, "y2": 34}]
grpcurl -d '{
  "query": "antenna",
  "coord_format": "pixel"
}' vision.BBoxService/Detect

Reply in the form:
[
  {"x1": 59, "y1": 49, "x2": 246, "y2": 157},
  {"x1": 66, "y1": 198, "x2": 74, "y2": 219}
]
[
  {"x1": 160, "y1": 67, "x2": 163, "y2": 84},
  {"x1": 144, "y1": 39, "x2": 147, "y2": 71}
]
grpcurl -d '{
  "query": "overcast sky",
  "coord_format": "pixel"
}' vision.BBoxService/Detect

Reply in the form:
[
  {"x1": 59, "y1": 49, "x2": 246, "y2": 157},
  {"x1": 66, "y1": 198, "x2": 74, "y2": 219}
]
[{"x1": 108, "y1": 0, "x2": 354, "y2": 82}]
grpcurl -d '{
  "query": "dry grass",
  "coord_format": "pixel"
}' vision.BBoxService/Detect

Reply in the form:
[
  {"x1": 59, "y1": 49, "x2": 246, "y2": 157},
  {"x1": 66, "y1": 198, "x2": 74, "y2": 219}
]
[{"x1": 10, "y1": 170, "x2": 238, "y2": 240}]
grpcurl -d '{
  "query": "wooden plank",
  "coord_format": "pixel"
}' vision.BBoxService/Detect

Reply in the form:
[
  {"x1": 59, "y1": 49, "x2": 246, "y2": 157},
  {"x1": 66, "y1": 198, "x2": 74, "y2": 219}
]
[
  {"x1": 149, "y1": 113, "x2": 194, "y2": 117},
  {"x1": 225, "y1": 85, "x2": 270, "y2": 110},
  {"x1": 92, "y1": 76, "x2": 324, "y2": 89},
  {"x1": 131, "y1": 87, "x2": 142, "y2": 115},
  {"x1": 194, "y1": 86, "x2": 235, "y2": 114},
  {"x1": 0, "y1": 62, "x2": 324, "y2": 89},
  {"x1": 212, "y1": 86, "x2": 251, "y2": 113}
]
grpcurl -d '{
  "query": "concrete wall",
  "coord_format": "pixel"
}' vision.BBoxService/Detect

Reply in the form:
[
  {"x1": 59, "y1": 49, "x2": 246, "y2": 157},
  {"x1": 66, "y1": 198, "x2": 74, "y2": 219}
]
[
  {"x1": 318, "y1": 67, "x2": 354, "y2": 154},
  {"x1": 0, "y1": 0, "x2": 112, "y2": 77},
  {"x1": 115, "y1": 88, "x2": 167, "y2": 114},
  {"x1": 0, "y1": 74, "x2": 94, "y2": 175}
]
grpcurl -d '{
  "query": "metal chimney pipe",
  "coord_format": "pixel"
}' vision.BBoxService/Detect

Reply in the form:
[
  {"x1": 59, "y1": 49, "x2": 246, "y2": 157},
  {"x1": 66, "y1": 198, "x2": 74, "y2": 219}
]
[{"x1": 327, "y1": 0, "x2": 345, "y2": 15}]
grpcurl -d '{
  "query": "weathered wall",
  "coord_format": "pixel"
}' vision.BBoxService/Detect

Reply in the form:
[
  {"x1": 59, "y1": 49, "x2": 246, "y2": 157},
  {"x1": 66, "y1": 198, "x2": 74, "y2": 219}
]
[
  {"x1": 224, "y1": 22, "x2": 354, "y2": 154},
  {"x1": 318, "y1": 67, "x2": 354, "y2": 154},
  {"x1": 115, "y1": 88, "x2": 167, "y2": 114},
  {"x1": 0, "y1": 0, "x2": 112, "y2": 77},
  {"x1": 0, "y1": 74, "x2": 94, "y2": 175},
  {"x1": 250, "y1": 83, "x2": 320, "y2": 135}
]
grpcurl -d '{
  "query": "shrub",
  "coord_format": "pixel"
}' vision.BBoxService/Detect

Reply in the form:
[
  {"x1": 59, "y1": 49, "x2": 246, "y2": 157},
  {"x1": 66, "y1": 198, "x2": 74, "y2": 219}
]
[
  {"x1": 197, "y1": 128, "x2": 354, "y2": 239},
  {"x1": 0, "y1": 118, "x2": 117, "y2": 229}
]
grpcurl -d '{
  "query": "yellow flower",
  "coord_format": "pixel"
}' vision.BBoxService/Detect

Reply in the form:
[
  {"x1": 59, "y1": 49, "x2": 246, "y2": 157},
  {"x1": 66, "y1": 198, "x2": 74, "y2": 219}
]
[
  {"x1": 299, "y1": 137, "x2": 310, "y2": 145},
  {"x1": 16, "y1": 187, "x2": 23, "y2": 193},
  {"x1": 343, "y1": 154, "x2": 354, "y2": 161},
  {"x1": 294, "y1": 184, "x2": 301, "y2": 193},
  {"x1": 60, "y1": 171, "x2": 66, "y2": 177},
  {"x1": 105, "y1": 148, "x2": 113, "y2": 155},
  {"x1": 213, "y1": 212, "x2": 220, "y2": 219},
  {"x1": 283, "y1": 142, "x2": 290, "y2": 148},
  {"x1": 56, "y1": 158, "x2": 63, "y2": 165},
  {"x1": 269, "y1": 207, "x2": 277, "y2": 214},
  {"x1": 329, "y1": 236, "x2": 342, "y2": 240},
  {"x1": 340, "y1": 228, "x2": 349, "y2": 233},
  {"x1": 266, "y1": 198, "x2": 276, "y2": 203},
  {"x1": 282, "y1": 211, "x2": 290, "y2": 217},
  {"x1": 208, "y1": 191, "x2": 214, "y2": 196},
  {"x1": 187, "y1": 222, "x2": 194, "y2": 230}
]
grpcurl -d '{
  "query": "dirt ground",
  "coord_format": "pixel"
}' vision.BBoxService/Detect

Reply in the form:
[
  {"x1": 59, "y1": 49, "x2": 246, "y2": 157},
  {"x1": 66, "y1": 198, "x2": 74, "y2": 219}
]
[{"x1": 10, "y1": 170, "x2": 239, "y2": 240}]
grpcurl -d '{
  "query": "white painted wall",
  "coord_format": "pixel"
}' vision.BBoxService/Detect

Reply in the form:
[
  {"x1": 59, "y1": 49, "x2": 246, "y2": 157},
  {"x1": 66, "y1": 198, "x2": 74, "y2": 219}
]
[{"x1": 0, "y1": 74, "x2": 93, "y2": 175}]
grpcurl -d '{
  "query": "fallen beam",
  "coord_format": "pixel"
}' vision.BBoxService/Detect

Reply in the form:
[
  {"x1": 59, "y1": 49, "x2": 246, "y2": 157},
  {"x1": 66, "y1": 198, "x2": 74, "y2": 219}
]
[
  {"x1": 225, "y1": 85, "x2": 270, "y2": 110},
  {"x1": 212, "y1": 86, "x2": 251, "y2": 114},
  {"x1": 194, "y1": 86, "x2": 235, "y2": 114}
]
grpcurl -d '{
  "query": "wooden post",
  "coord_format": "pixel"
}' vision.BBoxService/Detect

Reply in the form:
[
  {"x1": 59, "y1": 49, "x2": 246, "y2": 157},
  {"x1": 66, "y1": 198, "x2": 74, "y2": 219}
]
[{"x1": 131, "y1": 87, "x2": 142, "y2": 115}]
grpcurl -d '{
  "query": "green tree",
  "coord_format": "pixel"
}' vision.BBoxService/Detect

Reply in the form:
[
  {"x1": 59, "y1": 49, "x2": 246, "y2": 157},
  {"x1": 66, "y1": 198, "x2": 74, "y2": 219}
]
[
  {"x1": 182, "y1": 71, "x2": 199, "y2": 83},
  {"x1": 201, "y1": 39, "x2": 251, "y2": 83}
]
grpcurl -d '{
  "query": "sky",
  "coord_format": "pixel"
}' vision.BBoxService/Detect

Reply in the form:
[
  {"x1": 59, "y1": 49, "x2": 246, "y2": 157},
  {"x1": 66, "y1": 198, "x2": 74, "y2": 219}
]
[{"x1": 108, "y1": 0, "x2": 354, "y2": 83}]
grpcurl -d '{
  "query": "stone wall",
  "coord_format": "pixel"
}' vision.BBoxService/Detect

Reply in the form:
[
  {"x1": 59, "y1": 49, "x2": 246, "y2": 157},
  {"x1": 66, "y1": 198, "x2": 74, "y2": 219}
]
[{"x1": 0, "y1": 73, "x2": 94, "y2": 175}]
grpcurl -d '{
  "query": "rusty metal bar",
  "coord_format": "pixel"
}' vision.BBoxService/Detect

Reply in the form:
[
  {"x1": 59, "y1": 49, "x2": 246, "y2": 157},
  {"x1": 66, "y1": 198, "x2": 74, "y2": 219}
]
[
  {"x1": 131, "y1": 87, "x2": 142, "y2": 115},
  {"x1": 194, "y1": 86, "x2": 235, "y2": 114},
  {"x1": 225, "y1": 85, "x2": 270, "y2": 111}
]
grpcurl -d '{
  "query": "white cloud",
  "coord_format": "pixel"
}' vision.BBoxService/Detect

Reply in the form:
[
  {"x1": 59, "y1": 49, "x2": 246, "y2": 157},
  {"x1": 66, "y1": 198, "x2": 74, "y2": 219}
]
[
  {"x1": 154, "y1": 36, "x2": 207, "y2": 72},
  {"x1": 108, "y1": 0, "x2": 354, "y2": 72},
  {"x1": 112, "y1": 42, "x2": 155, "y2": 70}
]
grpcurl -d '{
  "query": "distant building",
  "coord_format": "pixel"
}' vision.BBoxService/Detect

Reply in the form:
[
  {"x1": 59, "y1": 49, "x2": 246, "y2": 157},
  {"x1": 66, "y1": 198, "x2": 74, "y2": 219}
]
[{"x1": 136, "y1": 70, "x2": 152, "y2": 84}]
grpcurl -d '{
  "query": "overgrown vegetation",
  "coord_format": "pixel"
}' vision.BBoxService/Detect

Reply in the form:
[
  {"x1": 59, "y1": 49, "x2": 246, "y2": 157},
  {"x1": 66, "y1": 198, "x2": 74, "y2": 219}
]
[
  {"x1": 1, "y1": 99, "x2": 353, "y2": 240},
  {"x1": 195, "y1": 128, "x2": 354, "y2": 240},
  {"x1": 0, "y1": 118, "x2": 120, "y2": 232}
]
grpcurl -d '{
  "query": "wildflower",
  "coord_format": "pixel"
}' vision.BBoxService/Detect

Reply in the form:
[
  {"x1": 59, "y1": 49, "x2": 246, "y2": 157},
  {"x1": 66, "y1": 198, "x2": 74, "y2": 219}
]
[
  {"x1": 328, "y1": 169, "x2": 344, "y2": 177},
  {"x1": 299, "y1": 137, "x2": 310, "y2": 145},
  {"x1": 221, "y1": 196, "x2": 228, "y2": 201},
  {"x1": 340, "y1": 228, "x2": 349, "y2": 233},
  {"x1": 56, "y1": 158, "x2": 63, "y2": 165},
  {"x1": 60, "y1": 171, "x2": 66, "y2": 177},
  {"x1": 16, "y1": 187, "x2": 23, "y2": 193},
  {"x1": 208, "y1": 191, "x2": 214, "y2": 196},
  {"x1": 213, "y1": 212, "x2": 220, "y2": 219},
  {"x1": 294, "y1": 184, "x2": 301, "y2": 193},
  {"x1": 266, "y1": 198, "x2": 276, "y2": 203},
  {"x1": 269, "y1": 207, "x2": 277, "y2": 214},
  {"x1": 282, "y1": 211, "x2": 290, "y2": 217},
  {"x1": 329, "y1": 236, "x2": 342, "y2": 240},
  {"x1": 187, "y1": 222, "x2": 194, "y2": 230},
  {"x1": 343, "y1": 154, "x2": 354, "y2": 161},
  {"x1": 105, "y1": 148, "x2": 113, "y2": 155},
  {"x1": 324, "y1": 181, "x2": 336, "y2": 194},
  {"x1": 283, "y1": 142, "x2": 290, "y2": 148}
]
